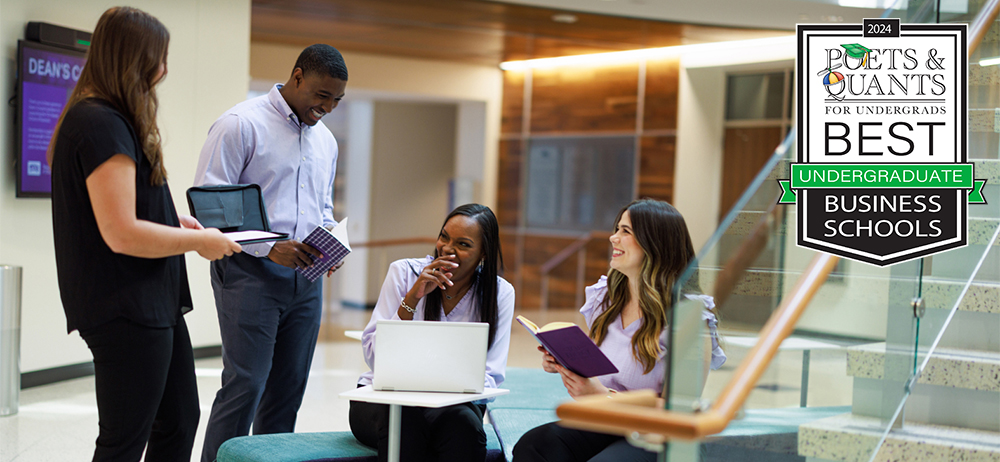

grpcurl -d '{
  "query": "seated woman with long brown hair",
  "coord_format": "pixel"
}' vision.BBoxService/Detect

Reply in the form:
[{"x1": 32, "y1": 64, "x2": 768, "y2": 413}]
[{"x1": 513, "y1": 199, "x2": 725, "y2": 462}]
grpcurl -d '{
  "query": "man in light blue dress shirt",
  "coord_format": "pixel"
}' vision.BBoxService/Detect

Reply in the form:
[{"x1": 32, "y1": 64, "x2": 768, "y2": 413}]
[{"x1": 194, "y1": 44, "x2": 348, "y2": 462}]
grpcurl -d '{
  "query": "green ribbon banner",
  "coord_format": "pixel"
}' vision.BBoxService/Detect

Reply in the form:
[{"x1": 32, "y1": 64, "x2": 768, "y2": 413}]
[{"x1": 778, "y1": 163, "x2": 986, "y2": 204}]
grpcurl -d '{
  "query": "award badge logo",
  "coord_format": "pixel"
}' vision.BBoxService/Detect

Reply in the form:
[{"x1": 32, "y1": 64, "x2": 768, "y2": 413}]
[{"x1": 779, "y1": 19, "x2": 987, "y2": 266}]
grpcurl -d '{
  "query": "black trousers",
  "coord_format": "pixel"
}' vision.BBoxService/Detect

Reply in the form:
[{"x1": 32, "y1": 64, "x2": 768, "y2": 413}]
[
  {"x1": 349, "y1": 398, "x2": 488, "y2": 462},
  {"x1": 201, "y1": 253, "x2": 323, "y2": 462},
  {"x1": 79, "y1": 316, "x2": 200, "y2": 462},
  {"x1": 512, "y1": 422, "x2": 656, "y2": 462}
]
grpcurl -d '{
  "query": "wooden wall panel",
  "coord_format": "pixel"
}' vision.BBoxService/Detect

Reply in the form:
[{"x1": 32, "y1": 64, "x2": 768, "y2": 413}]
[
  {"x1": 546, "y1": 243, "x2": 584, "y2": 310},
  {"x1": 586, "y1": 236, "x2": 612, "y2": 285},
  {"x1": 638, "y1": 136, "x2": 676, "y2": 202},
  {"x1": 502, "y1": 72, "x2": 525, "y2": 135},
  {"x1": 497, "y1": 140, "x2": 522, "y2": 228},
  {"x1": 253, "y1": 0, "x2": 777, "y2": 66},
  {"x1": 503, "y1": 35, "x2": 636, "y2": 62},
  {"x1": 530, "y1": 64, "x2": 639, "y2": 133},
  {"x1": 719, "y1": 127, "x2": 783, "y2": 221},
  {"x1": 497, "y1": 37, "x2": 682, "y2": 309},
  {"x1": 643, "y1": 58, "x2": 680, "y2": 131},
  {"x1": 499, "y1": 230, "x2": 519, "y2": 285},
  {"x1": 519, "y1": 235, "x2": 577, "y2": 309}
]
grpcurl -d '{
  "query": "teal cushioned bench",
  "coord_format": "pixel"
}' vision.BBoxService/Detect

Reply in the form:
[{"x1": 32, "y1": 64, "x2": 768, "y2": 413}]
[
  {"x1": 488, "y1": 409, "x2": 559, "y2": 462},
  {"x1": 217, "y1": 431, "x2": 374, "y2": 462},
  {"x1": 487, "y1": 368, "x2": 852, "y2": 462},
  {"x1": 491, "y1": 368, "x2": 570, "y2": 410},
  {"x1": 488, "y1": 368, "x2": 569, "y2": 460},
  {"x1": 217, "y1": 424, "x2": 504, "y2": 462},
  {"x1": 488, "y1": 404, "x2": 851, "y2": 462}
]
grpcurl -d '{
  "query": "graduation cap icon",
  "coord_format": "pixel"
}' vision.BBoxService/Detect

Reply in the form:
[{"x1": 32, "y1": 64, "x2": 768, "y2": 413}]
[{"x1": 841, "y1": 43, "x2": 872, "y2": 66}]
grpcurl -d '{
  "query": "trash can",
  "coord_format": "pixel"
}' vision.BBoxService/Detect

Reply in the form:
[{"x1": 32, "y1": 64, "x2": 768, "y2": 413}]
[{"x1": 0, "y1": 265, "x2": 22, "y2": 416}]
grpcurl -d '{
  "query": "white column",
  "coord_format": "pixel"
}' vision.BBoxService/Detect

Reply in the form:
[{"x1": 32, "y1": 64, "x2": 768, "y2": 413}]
[
  {"x1": 338, "y1": 100, "x2": 374, "y2": 307},
  {"x1": 453, "y1": 101, "x2": 487, "y2": 207}
]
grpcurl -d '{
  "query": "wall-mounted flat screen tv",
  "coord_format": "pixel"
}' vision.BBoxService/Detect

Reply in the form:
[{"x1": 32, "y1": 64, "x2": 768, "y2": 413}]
[{"x1": 15, "y1": 40, "x2": 87, "y2": 198}]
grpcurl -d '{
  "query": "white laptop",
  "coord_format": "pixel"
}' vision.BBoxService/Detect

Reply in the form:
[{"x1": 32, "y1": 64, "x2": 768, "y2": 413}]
[{"x1": 373, "y1": 320, "x2": 489, "y2": 394}]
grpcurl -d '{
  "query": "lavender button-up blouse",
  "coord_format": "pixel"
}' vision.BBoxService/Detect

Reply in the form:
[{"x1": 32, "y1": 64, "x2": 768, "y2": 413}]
[
  {"x1": 582, "y1": 276, "x2": 726, "y2": 393},
  {"x1": 358, "y1": 256, "x2": 516, "y2": 390}
]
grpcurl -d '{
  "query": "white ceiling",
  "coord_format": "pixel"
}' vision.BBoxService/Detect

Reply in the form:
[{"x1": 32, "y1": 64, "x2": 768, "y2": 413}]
[{"x1": 493, "y1": 0, "x2": 890, "y2": 31}]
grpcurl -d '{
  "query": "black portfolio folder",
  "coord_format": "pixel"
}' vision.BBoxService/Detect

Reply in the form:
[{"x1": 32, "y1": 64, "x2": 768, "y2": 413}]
[{"x1": 186, "y1": 184, "x2": 289, "y2": 244}]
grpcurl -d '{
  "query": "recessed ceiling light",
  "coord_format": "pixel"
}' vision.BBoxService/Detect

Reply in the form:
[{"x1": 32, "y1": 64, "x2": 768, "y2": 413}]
[
  {"x1": 500, "y1": 35, "x2": 796, "y2": 71},
  {"x1": 551, "y1": 14, "x2": 578, "y2": 24}
]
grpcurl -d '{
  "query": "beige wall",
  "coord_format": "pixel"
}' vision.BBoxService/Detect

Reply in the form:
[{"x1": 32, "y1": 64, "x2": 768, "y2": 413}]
[
  {"x1": 250, "y1": 41, "x2": 503, "y2": 209},
  {"x1": 676, "y1": 40, "x2": 796, "y2": 251},
  {"x1": 0, "y1": 0, "x2": 251, "y2": 372},
  {"x1": 365, "y1": 102, "x2": 457, "y2": 301}
]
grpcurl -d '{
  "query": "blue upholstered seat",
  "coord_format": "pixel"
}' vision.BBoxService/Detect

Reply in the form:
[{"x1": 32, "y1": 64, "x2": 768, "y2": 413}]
[
  {"x1": 491, "y1": 368, "x2": 570, "y2": 410},
  {"x1": 487, "y1": 368, "x2": 852, "y2": 462},
  {"x1": 487, "y1": 408, "x2": 560, "y2": 462},
  {"x1": 216, "y1": 431, "x2": 375, "y2": 462},
  {"x1": 216, "y1": 424, "x2": 504, "y2": 462}
]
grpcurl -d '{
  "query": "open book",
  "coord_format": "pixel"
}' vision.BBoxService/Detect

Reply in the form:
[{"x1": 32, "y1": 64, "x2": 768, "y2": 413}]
[
  {"x1": 517, "y1": 315, "x2": 618, "y2": 378},
  {"x1": 296, "y1": 217, "x2": 351, "y2": 282}
]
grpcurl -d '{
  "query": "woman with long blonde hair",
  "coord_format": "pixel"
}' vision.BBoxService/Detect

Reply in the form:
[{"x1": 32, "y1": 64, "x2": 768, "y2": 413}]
[
  {"x1": 513, "y1": 199, "x2": 725, "y2": 462},
  {"x1": 49, "y1": 7, "x2": 240, "y2": 461}
]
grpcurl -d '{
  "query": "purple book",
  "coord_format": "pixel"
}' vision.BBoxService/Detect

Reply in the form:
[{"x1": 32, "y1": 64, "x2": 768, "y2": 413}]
[
  {"x1": 296, "y1": 217, "x2": 351, "y2": 283},
  {"x1": 517, "y1": 316, "x2": 618, "y2": 378}
]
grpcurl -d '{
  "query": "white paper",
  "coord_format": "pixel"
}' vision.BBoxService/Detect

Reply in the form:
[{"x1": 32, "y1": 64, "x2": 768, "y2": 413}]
[
  {"x1": 330, "y1": 216, "x2": 351, "y2": 251},
  {"x1": 223, "y1": 230, "x2": 285, "y2": 243}
]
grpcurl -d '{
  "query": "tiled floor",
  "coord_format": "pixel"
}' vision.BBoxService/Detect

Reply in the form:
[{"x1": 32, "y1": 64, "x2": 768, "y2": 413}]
[{"x1": 0, "y1": 307, "x2": 855, "y2": 462}]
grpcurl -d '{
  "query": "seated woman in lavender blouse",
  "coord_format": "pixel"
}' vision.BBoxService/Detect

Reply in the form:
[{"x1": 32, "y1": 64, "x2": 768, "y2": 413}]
[
  {"x1": 350, "y1": 203, "x2": 514, "y2": 462},
  {"x1": 513, "y1": 199, "x2": 726, "y2": 462}
]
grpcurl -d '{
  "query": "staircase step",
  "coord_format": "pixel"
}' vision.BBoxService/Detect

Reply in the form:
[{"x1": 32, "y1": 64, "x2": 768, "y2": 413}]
[
  {"x1": 973, "y1": 158, "x2": 1000, "y2": 184},
  {"x1": 980, "y1": 22, "x2": 999, "y2": 46},
  {"x1": 799, "y1": 412, "x2": 1000, "y2": 462},
  {"x1": 847, "y1": 342, "x2": 1000, "y2": 392},
  {"x1": 968, "y1": 217, "x2": 1000, "y2": 246},
  {"x1": 970, "y1": 108, "x2": 1000, "y2": 133},
  {"x1": 970, "y1": 63, "x2": 1000, "y2": 85},
  {"x1": 923, "y1": 279, "x2": 1000, "y2": 314}
]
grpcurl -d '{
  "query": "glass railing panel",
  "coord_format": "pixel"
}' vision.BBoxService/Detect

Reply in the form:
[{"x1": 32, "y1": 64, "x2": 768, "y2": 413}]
[
  {"x1": 660, "y1": 125, "x2": 928, "y2": 461},
  {"x1": 647, "y1": 2, "x2": 1000, "y2": 461},
  {"x1": 900, "y1": 0, "x2": 1000, "y2": 444}
]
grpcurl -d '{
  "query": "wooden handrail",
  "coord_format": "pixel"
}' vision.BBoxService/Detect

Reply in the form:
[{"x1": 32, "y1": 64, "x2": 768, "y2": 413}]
[
  {"x1": 351, "y1": 237, "x2": 437, "y2": 248},
  {"x1": 968, "y1": 0, "x2": 1000, "y2": 57},
  {"x1": 556, "y1": 253, "x2": 840, "y2": 439}
]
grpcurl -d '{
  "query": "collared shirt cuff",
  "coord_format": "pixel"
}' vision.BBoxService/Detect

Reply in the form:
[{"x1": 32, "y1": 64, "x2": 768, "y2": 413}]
[{"x1": 243, "y1": 241, "x2": 275, "y2": 258}]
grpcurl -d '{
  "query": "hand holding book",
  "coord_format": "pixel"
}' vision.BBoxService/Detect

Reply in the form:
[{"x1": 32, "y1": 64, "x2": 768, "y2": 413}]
[
  {"x1": 295, "y1": 217, "x2": 351, "y2": 282},
  {"x1": 517, "y1": 315, "x2": 618, "y2": 378}
]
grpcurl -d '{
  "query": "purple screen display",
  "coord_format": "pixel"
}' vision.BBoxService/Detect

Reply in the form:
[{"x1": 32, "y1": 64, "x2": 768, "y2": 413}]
[{"x1": 19, "y1": 45, "x2": 86, "y2": 195}]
